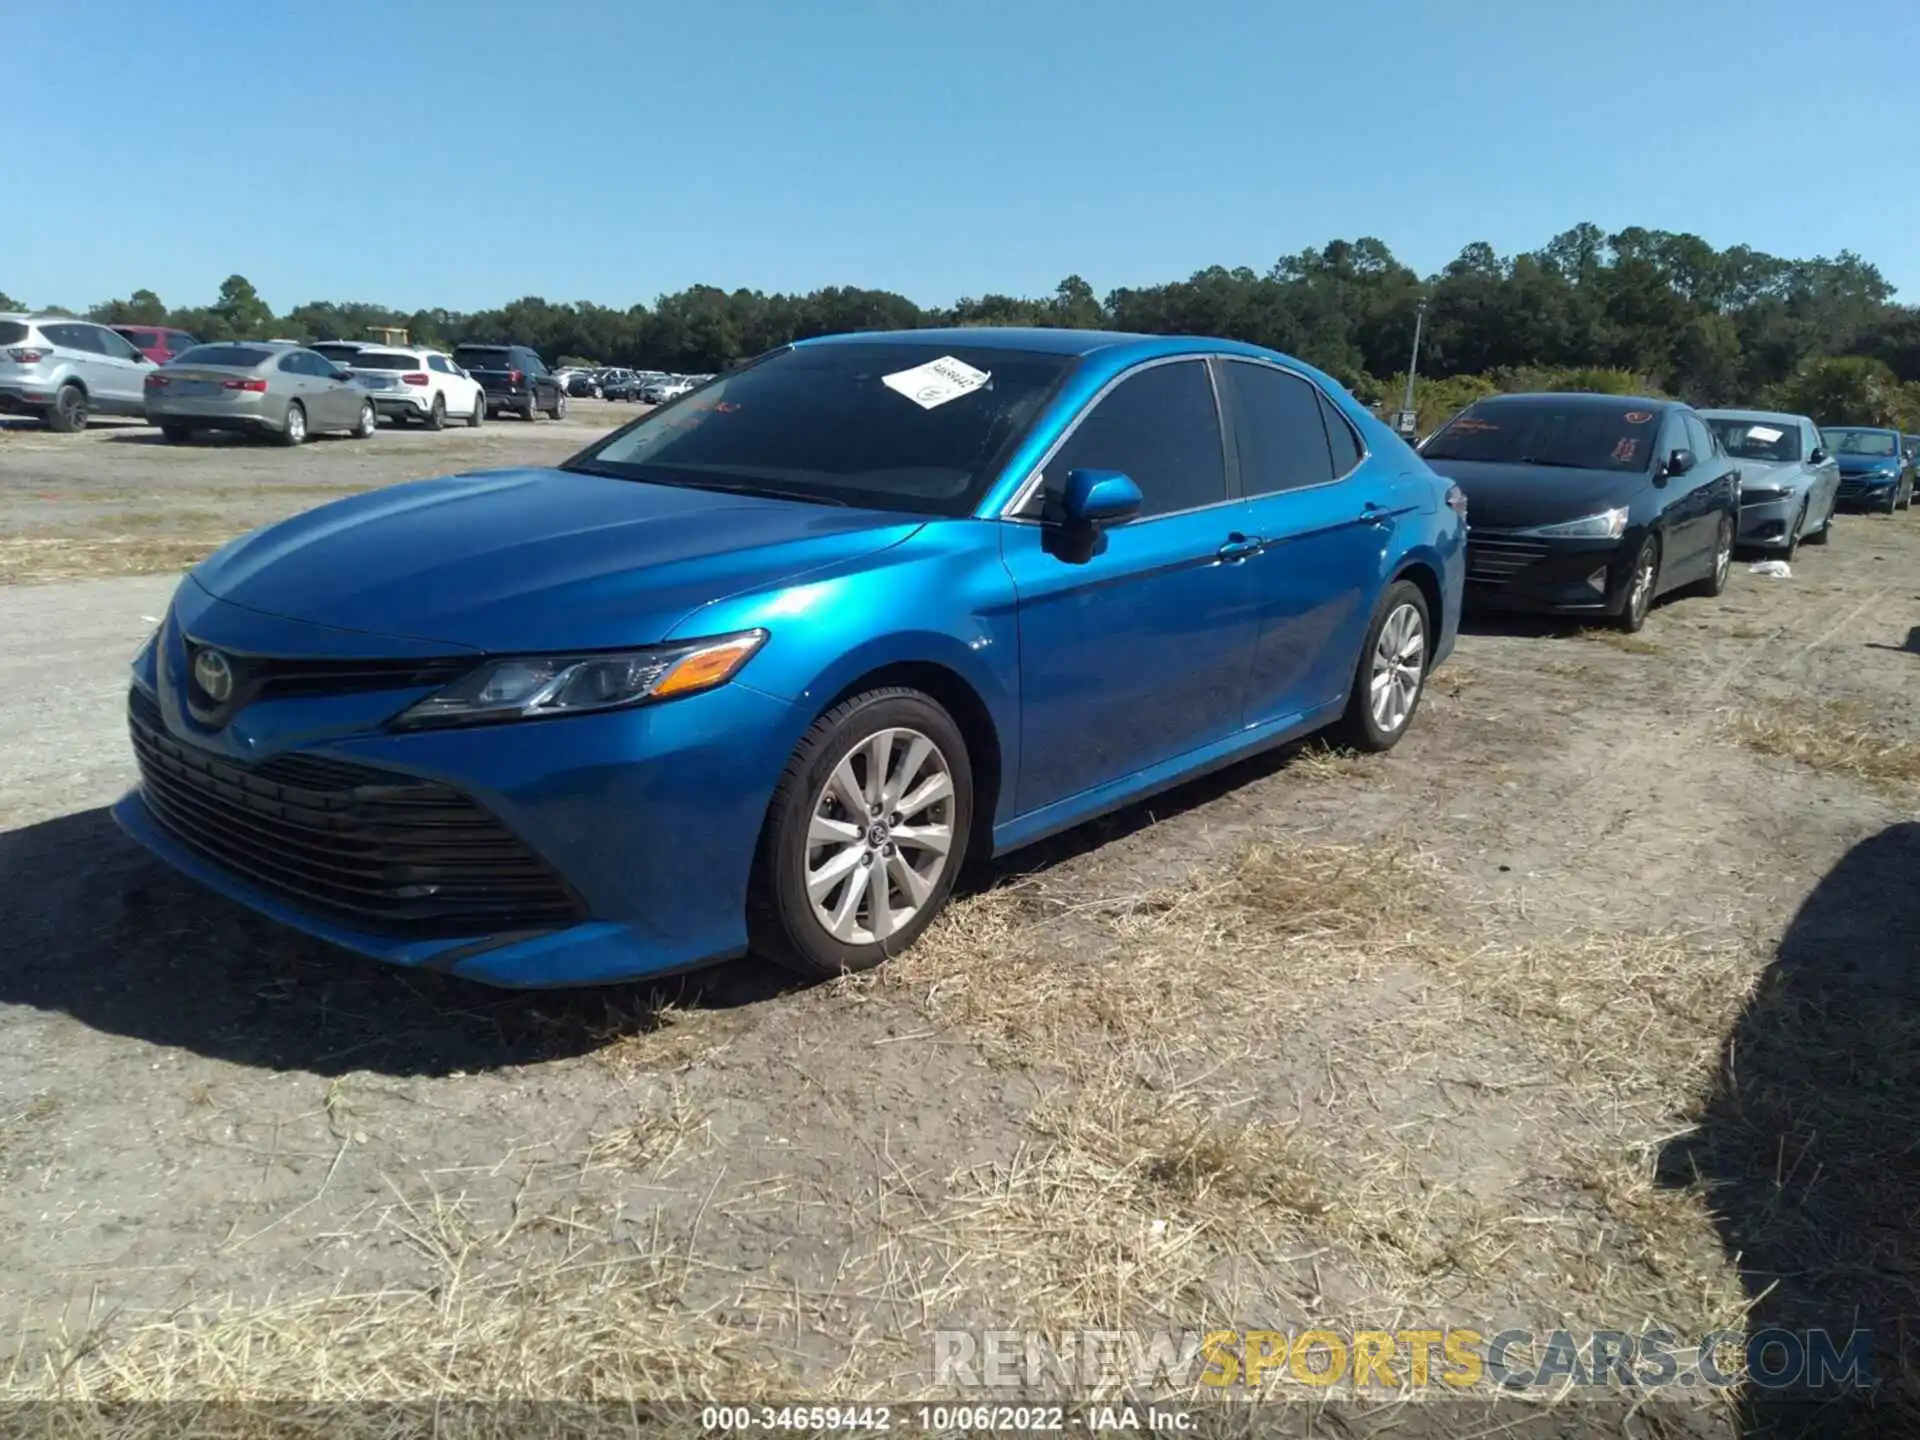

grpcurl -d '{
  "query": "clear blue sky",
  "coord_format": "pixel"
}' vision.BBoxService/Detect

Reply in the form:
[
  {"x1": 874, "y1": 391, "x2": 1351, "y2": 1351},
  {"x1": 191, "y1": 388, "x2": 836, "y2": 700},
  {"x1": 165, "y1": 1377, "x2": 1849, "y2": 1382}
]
[{"x1": 12, "y1": 0, "x2": 1920, "y2": 315}]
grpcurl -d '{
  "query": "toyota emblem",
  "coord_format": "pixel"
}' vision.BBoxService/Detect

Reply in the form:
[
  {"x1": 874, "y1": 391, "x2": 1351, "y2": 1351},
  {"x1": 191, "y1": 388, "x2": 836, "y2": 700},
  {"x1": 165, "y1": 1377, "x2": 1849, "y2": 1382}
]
[{"x1": 193, "y1": 648, "x2": 235, "y2": 705}]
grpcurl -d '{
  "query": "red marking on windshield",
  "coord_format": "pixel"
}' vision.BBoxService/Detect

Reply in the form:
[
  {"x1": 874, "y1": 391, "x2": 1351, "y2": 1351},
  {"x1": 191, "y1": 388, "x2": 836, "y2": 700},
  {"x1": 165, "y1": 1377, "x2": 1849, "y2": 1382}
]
[
  {"x1": 1623, "y1": 411, "x2": 1652, "y2": 423},
  {"x1": 1612, "y1": 438, "x2": 1641, "y2": 463}
]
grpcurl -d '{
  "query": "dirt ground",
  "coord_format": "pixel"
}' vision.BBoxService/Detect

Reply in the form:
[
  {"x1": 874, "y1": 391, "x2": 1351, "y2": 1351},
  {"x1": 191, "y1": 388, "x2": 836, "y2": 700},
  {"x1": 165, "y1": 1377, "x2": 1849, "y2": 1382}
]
[{"x1": 1, "y1": 419, "x2": 1917, "y2": 1437}]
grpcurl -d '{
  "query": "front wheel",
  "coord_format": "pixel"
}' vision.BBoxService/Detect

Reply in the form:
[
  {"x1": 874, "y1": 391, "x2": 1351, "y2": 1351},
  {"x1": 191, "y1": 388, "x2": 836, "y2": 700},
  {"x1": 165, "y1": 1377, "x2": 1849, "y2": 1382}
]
[
  {"x1": 276, "y1": 401, "x2": 307, "y2": 447},
  {"x1": 1804, "y1": 504, "x2": 1831, "y2": 544},
  {"x1": 352, "y1": 401, "x2": 376, "y2": 439},
  {"x1": 1616, "y1": 535, "x2": 1659, "y2": 632},
  {"x1": 160, "y1": 425, "x2": 193, "y2": 444},
  {"x1": 750, "y1": 689, "x2": 973, "y2": 979},
  {"x1": 1330, "y1": 579, "x2": 1430, "y2": 753},
  {"x1": 1779, "y1": 503, "x2": 1805, "y2": 562},
  {"x1": 550, "y1": 391, "x2": 567, "y2": 420},
  {"x1": 1691, "y1": 512, "x2": 1734, "y2": 597},
  {"x1": 466, "y1": 391, "x2": 484, "y2": 427}
]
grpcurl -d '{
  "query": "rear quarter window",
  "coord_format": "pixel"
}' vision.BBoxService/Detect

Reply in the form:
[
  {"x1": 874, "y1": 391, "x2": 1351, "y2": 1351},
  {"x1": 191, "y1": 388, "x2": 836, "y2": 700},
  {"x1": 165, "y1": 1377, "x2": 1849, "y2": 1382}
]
[{"x1": 0, "y1": 321, "x2": 29, "y2": 346}]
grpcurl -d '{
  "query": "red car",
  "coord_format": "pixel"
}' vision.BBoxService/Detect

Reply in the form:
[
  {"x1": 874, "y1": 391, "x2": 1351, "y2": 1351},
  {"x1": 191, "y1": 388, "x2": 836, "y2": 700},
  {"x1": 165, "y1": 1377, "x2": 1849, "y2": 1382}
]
[{"x1": 111, "y1": 325, "x2": 200, "y2": 364}]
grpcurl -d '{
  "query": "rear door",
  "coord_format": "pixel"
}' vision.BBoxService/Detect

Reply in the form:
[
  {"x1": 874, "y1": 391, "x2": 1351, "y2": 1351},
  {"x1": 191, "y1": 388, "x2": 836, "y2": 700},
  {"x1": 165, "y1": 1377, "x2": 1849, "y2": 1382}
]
[
  {"x1": 1215, "y1": 357, "x2": 1394, "y2": 724},
  {"x1": 42, "y1": 323, "x2": 118, "y2": 401},
  {"x1": 90, "y1": 324, "x2": 152, "y2": 413}
]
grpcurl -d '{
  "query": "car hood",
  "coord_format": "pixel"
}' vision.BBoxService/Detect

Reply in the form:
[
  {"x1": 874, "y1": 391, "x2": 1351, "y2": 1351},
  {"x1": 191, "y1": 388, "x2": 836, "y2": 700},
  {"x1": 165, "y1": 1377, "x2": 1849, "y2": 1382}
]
[
  {"x1": 189, "y1": 468, "x2": 925, "y2": 653},
  {"x1": 1422, "y1": 458, "x2": 1650, "y2": 529},
  {"x1": 1835, "y1": 454, "x2": 1901, "y2": 474},
  {"x1": 1737, "y1": 459, "x2": 1812, "y2": 489}
]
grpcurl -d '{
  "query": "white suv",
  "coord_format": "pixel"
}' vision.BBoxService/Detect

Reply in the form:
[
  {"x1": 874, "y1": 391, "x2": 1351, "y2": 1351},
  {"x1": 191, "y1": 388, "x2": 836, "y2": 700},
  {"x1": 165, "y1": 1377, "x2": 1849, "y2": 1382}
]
[
  {"x1": 345, "y1": 347, "x2": 487, "y2": 429},
  {"x1": 0, "y1": 315, "x2": 155, "y2": 431}
]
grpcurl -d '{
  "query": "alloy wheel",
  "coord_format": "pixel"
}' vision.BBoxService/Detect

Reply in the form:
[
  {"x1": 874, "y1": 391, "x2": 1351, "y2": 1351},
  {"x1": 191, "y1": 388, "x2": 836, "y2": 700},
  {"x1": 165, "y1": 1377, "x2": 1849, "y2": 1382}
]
[
  {"x1": 285, "y1": 404, "x2": 305, "y2": 443},
  {"x1": 1628, "y1": 546, "x2": 1656, "y2": 623},
  {"x1": 1367, "y1": 602, "x2": 1425, "y2": 735},
  {"x1": 1714, "y1": 516, "x2": 1732, "y2": 584},
  {"x1": 804, "y1": 726, "x2": 955, "y2": 945}
]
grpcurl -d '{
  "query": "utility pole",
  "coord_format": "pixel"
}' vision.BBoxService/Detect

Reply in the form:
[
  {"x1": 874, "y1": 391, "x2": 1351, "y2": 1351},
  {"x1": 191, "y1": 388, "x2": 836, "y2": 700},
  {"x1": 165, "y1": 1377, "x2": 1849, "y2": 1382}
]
[{"x1": 1396, "y1": 299, "x2": 1428, "y2": 440}]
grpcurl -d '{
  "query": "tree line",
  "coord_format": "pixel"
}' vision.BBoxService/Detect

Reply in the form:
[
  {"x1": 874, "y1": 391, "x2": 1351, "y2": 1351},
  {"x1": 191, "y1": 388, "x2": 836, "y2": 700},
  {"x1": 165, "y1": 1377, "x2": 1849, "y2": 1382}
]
[{"x1": 10, "y1": 222, "x2": 1920, "y2": 431}]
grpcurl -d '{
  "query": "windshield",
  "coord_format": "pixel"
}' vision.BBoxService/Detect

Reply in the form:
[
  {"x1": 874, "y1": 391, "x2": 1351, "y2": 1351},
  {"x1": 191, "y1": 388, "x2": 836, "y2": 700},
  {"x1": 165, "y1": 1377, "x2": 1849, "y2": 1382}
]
[
  {"x1": 310, "y1": 344, "x2": 360, "y2": 359},
  {"x1": 1824, "y1": 428, "x2": 1899, "y2": 457},
  {"x1": 566, "y1": 342, "x2": 1075, "y2": 516},
  {"x1": 1705, "y1": 418, "x2": 1802, "y2": 463},
  {"x1": 454, "y1": 347, "x2": 510, "y2": 369},
  {"x1": 351, "y1": 351, "x2": 418, "y2": 370},
  {"x1": 171, "y1": 344, "x2": 274, "y2": 369},
  {"x1": 1422, "y1": 399, "x2": 1661, "y2": 472}
]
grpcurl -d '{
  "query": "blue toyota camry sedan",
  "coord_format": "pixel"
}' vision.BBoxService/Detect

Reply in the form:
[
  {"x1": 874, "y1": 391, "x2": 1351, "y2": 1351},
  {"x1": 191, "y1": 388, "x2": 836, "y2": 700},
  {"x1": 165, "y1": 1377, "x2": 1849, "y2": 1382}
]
[{"x1": 116, "y1": 329, "x2": 1466, "y2": 987}]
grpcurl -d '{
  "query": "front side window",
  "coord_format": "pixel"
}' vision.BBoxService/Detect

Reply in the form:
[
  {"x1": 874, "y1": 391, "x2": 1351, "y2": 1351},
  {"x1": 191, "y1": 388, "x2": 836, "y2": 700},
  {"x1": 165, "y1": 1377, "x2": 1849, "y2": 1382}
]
[
  {"x1": 1705, "y1": 418, "x2": 1803, "y2": 463},
  {"x1": 1683, "y1": 414, "x2": 1715, "y2": 462},
  {"x1": 568, "y1": 342, "x2": 1074, "y2": 517},
  {"x1": 1423, "y1": 399, "x2": 1662, "y2": 473},
  {"x1": 1030, "y1": 359, "x2": 1228, "y2": 520},
  {"x1": 1217, "y1": 360, "x2": 1335, "y2": 496}
]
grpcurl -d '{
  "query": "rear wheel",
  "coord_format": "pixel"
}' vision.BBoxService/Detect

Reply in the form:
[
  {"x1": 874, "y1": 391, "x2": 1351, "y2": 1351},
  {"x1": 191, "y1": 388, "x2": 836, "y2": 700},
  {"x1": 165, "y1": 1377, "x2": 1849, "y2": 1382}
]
[
  {"x1": 277, "y1": 401, "x2": 307, "y2": 447},
  {"x1": 47, "y1": 383, "x2": 86, "y2": 433},
  {"x1": 522, "y1": 398, "x2": 539, "y2": 421},
  {"x1": 750, "y1": 689, "x2": 973, "y2": 979},
  {"x1": 1331, "y1": 580, "x2": 1430, "y2": 752},
  {"x1": 425, "y1": 394, "x2": 446, "y2": 431},
  {"x1": 1616, "y1": 536, "x2": 1659, "y2": 632}
]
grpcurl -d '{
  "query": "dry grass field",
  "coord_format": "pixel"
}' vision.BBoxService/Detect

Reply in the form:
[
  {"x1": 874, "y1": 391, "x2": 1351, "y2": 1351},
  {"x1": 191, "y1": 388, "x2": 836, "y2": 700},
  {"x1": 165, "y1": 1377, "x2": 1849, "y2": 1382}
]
[{"x1": 1, "y1": 414, "x2": 1916, "y2": 1437}]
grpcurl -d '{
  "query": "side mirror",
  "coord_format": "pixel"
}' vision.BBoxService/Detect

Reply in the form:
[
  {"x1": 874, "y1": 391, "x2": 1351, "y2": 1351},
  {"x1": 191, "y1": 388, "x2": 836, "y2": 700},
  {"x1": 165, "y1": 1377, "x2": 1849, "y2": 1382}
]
[
  {"x1": 1062, "y1": 469, "x2": 1142, "y2": 525},
  {"x1": 1664, "y1": 448, "x2": 1696, "y2": 477},
  {"x1": 1809, "y1": 447, "x2": 1827, "y2": 465}
]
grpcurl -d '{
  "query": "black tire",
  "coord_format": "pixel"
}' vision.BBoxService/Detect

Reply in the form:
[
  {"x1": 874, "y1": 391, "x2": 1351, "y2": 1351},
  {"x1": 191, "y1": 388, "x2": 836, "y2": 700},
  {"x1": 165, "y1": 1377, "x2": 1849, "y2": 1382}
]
[
  {"x1": 749, "y1": 688, "x2": 974, "y2": 979},
  {"x1": 522, "y1": 399, "x2": 539, "y2": 421},
  {"x1": 550, "y1": 390, "x2": 567, "y2": 421},
  {"x1": 466, "y1": 392, "x2": 484, "y2": 427},
  {"x1": 1616, "y1": 535, "x2": 1659, "y2": 632},
  {"x1": 1329, "y1": 579, "x2": 1431, "y2": 753},
  {"x1": 352, "y1": 401, "x2": 376, "y2": 440},
  {"x1": 1690, "y1": 512, "x2": 1735, "y2": 597},
  {"x1": 47, "y1": 383, "x2": 86, "y2": 433},
  {"x1": 1804, "y1": 506, "x2": 1831, "y2": 544},
  {"x1": 425, "y1": 394, "x2": 446, "y2": 431},
  {"x1": 160, "y1": 425, "x2": 193, "y2": 444},
  {"x1": 276, "y1": 401, "x2": 307, "y2": 447}
]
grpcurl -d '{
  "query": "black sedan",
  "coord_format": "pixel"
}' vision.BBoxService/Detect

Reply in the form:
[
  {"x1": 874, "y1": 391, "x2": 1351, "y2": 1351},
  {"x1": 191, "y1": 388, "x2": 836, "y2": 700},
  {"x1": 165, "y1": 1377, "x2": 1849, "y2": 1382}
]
[{"x1": 1419, "y1": 393, "x2": 1740, "y2": 633}]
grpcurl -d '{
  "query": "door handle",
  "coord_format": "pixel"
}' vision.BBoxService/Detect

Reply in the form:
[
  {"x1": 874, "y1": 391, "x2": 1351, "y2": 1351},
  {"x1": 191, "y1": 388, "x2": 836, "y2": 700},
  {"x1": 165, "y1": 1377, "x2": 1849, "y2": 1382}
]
[
  {"x1": 1216, "y1": 534, "x2": 1263, "y2": 562},
  {"x1": 1360, "y1": 501, "x2": 1393, "y2": 525}
]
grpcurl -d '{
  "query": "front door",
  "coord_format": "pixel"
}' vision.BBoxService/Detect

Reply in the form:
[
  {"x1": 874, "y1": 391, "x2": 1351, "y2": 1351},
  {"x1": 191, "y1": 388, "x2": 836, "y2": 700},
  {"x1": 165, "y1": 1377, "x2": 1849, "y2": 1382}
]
[{"x1": 1001, "y1": 357, "x2": 1259, "y2": 818}]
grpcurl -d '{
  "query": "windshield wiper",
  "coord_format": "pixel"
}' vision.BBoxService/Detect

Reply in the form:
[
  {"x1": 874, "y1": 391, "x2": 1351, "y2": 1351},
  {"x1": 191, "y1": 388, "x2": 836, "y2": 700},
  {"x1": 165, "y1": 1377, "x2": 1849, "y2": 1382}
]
[{"x1": 1513, "y1": 457, "x2": 1596, "y2": 469}]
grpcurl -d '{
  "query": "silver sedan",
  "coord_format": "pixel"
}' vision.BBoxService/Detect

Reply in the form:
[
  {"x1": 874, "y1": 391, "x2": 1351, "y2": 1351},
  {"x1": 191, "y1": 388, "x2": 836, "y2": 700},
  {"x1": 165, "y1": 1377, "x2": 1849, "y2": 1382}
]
[
  {"x1": 143, "y1": 341, "x2": 377, "y2": 446},
  {"x1": 1699, "y1": 408, "x2": 1840, "y2": 558}
]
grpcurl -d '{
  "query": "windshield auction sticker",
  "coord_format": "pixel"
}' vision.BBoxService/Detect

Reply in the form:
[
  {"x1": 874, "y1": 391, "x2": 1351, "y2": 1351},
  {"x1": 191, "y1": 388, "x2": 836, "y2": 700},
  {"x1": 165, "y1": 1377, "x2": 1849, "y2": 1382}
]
[{"x1": 882, "y1": 356, "x2": 991, "y2": 410}]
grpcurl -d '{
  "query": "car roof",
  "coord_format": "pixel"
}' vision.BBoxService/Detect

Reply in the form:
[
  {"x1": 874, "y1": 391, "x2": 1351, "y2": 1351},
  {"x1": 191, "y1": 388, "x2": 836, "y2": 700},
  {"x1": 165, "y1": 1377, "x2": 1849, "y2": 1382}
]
[
  {"x1": 1697, "y1": 408, "x2": 1811, "y2": 425},
  {"x1": 1824, "y1": 423, "x2": 1900, "y2": 433},
  {"x1": 1469, "y1": 390, "x2": 1673, "y2": 410},
  {"x1": 795, "y1": 327, "x2": 1157, "y2": 357}
]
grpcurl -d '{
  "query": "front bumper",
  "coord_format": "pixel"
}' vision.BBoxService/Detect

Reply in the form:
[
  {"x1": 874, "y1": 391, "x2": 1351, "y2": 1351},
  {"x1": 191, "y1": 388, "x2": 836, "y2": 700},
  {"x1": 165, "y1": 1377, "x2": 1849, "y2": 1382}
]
[
  {"x1": 1836, "y1": 475, "x2": 1899, "y2": 508},
  {"x1": 1462, "y1": 528, "x2": 1634, "y2": 615},
  {"x1": 114, "y1": 589, "x2": 806, "y2": 987},
  {"x1": 1737, "y1": 492, "x2": 1804, "y2": 548}
]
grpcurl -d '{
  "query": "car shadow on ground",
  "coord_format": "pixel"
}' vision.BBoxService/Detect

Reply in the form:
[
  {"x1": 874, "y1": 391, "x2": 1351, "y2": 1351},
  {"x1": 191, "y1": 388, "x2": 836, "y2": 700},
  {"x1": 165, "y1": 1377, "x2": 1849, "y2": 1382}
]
[
  {"x1": 1658, "y1": 821, "x2": 1920, "y2": 1437},
  {"x1": 0, "y1": 737, "x2": 1322, "y2": 1081},
  {"x1": 1863, "y1": 624, "x2": 1920, "y2": 656}
]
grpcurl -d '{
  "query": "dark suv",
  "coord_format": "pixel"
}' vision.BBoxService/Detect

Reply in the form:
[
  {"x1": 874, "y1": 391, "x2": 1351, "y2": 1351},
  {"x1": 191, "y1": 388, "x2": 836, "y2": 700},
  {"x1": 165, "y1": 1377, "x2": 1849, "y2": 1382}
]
[{"x1": 450, "y1": 343, "x2": 565, "y2": 421}]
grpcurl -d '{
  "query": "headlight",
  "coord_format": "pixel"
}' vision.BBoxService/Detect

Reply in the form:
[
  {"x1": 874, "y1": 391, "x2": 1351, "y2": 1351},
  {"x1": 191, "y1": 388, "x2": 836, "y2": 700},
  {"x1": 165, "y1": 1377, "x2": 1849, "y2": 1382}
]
[
  {"x1": 1867, "y1": 466, "x2": 1900, "y2": 479},
  {"x1": 1742, "y1": 485, "x2": 1791, "y2": 501},
  {"x1": 1517, "y1": 506, "x2": 1629, "y2": 540},
  {"x1": 394, "y1": 629, "x2": 766, "y2": 729}
]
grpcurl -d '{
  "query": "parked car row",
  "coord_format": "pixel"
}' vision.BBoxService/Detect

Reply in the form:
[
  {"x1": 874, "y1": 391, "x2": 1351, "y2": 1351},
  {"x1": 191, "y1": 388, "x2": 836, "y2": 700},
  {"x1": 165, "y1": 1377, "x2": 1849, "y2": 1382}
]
[
  {"x1": 555, "y1": 366, "x2": 710, "y2": 403},
  {"x1": 0, "y1": 315, "x2": 581, "y2": 441}
]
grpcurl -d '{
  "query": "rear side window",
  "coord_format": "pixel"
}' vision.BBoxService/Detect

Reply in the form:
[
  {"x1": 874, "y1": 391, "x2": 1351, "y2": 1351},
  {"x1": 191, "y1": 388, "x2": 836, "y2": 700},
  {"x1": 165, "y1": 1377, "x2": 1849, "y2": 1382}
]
[
  {"x1": 174, "y1": 344, "x2": 274, "y2": 368},
  {"x1": 353, "y1": 352, "x2": 419, "y2": 370},
  {"x1": 1217, "y1": 360, "x2": 1335, "y2": 496},
  {"x1": 1321, "y1": 396, "x2": 1363, "y2": 475},
  {"x1": 44, "y1": 323, "x2": 104, "y2": 353},
  {"x1": 428, "y1": 355, "x2": 454, "y2": 374},
  {"x1": 0, "y1": 321, "x2": 29, "y2": 346},
  {"x1": 1039, "y1": 359, "x2": 1227, "y2": 520},
  {"x1": 167, "y1": 331, "x2": 199, "y2": 351}
]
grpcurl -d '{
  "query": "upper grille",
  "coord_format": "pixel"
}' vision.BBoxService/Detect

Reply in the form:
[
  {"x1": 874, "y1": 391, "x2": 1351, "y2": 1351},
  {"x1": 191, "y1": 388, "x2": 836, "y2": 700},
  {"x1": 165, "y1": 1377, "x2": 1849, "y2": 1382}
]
[
  {"x1": 1465, "y1": 530, "x2": 1551, "y2": 587},
  {"x1": 179, "y1": 638, "x2": 471, "y2": 725},
  {"x1": 128, "y1": 687, "x2": 583, "y2": 937}
]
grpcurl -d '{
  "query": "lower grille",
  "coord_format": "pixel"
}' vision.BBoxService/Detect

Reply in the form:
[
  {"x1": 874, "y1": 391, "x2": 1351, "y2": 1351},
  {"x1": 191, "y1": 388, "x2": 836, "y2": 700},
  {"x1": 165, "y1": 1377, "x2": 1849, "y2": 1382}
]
[
  {"x1": 128, "y1": 687, "x2": 583, "y2": 937},
  {"x1": 1465, "y1": 531, "x2": 1552, "y2": 587}
]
